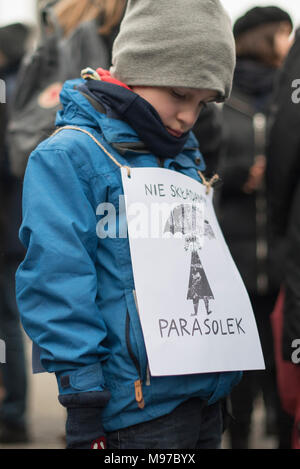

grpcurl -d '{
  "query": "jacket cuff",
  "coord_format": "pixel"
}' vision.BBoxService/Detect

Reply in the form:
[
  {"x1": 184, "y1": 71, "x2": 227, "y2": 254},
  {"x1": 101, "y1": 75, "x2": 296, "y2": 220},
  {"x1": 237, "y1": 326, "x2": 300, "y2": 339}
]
[
  {"x1": 58, "y1": 390, "x2": 111, "y2": 409},
  {"x1": 56, "y1": 362, "x2": 106, "y2": 395}
]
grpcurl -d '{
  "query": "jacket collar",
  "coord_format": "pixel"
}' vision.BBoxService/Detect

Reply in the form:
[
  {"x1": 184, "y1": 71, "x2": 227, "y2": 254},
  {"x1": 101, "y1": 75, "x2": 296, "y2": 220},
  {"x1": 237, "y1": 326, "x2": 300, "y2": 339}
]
[{"x1": 56, "y1": 79, "x2": 206, "y2": 171}]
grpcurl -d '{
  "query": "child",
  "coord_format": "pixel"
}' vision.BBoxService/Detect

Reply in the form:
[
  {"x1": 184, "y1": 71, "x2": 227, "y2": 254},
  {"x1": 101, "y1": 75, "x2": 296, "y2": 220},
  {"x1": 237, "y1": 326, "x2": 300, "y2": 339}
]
[{"x1": 16, "y1": 0, "x2": 241, "y2": 449}]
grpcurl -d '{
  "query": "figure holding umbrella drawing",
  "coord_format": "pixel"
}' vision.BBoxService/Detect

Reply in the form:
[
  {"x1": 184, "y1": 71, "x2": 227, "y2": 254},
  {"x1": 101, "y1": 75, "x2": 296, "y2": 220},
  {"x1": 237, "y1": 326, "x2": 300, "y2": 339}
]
[
  {"x1": 165, "y1": 205, "x2": 215, "y2": 316},
  {"x1": 186, "y1": 249, "x2": 214, "y2": 316}
]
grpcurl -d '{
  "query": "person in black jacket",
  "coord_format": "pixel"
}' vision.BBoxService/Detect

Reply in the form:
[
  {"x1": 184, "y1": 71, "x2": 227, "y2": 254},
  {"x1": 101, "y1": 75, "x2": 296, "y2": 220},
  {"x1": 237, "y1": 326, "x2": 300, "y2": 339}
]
[
  {"x1": 0, "y1": 23, "x2": 31, "y2": 444},
  {"x1": 193, "y1": 103, "x2": 223, "y2": 179},
  {"x1": 217, "y1": 6, "x2": 294, "y2": 449},
  {"x1": 266, "y1": 27, "x2": 300, "y2": 448},
  {"x1": 266, "y1": 27, "x2": 300, "y2": 354},
  {"x1": 7, "y1": 0, "x2": 127, "y2": 180}
]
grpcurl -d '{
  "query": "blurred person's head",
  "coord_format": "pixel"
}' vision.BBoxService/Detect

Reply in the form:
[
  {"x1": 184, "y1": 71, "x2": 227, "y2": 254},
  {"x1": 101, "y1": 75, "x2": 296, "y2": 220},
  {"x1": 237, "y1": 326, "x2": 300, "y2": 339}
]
[
  {"x1": 234, "y1": 6, "x2": 293, "y2": 68},
  {"x1": 53, "y1": 0, "x2": 126, "y2": 38},
  {"x1": 0, "y1": 23, "x2": 30, "y2": 70}
]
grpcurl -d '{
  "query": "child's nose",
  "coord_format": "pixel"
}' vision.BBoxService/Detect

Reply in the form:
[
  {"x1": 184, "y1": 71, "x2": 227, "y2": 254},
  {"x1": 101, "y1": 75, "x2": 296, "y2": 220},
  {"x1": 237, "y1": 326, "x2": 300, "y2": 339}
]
[{"x1": 177, "y1": 108, "x2": 199, "y2": 129}]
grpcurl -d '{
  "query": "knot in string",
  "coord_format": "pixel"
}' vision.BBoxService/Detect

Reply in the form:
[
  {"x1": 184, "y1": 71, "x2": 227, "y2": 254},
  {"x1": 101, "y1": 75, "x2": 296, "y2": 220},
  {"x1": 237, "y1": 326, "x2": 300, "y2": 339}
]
[{"x1": 198, "y1": 171, "x2": 219, "y2": 194}]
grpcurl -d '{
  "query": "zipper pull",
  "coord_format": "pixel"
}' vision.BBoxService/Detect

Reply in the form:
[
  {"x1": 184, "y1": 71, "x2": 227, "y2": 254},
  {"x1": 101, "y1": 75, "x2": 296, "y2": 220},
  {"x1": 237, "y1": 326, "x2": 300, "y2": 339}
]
[
  {"x1": 134, "y1": 379, "x2": 145, "y2": 409},
  {"x1": 146, "y1": 363, "x2": 151, "y2": 386}
]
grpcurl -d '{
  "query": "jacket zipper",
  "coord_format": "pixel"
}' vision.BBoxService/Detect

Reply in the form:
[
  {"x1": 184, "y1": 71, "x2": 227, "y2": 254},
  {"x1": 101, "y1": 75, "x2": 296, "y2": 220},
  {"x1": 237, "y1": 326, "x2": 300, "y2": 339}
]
[
  {"x1": 132, "y1": 289, "x2": 151, "y2": 387},
  {"x1": 146, "y1": 363, "x2": 151, "y2": 386},
  {"x1": 125, "y1": 310, "x2": 145, "y2": 409}
]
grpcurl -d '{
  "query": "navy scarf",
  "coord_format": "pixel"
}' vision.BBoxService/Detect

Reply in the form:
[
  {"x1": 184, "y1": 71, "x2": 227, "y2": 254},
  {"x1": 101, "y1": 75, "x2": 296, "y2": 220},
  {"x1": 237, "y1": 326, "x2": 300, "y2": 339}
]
[{"x1": 78, "y1": 80, "x2": 189, "y2": 158}]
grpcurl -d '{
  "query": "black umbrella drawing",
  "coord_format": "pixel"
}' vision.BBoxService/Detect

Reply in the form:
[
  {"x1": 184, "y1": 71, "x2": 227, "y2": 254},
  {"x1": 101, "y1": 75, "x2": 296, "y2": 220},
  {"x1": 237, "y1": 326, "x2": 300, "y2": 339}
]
[{"x1": 164, "y1": 204, "x2": 215, "y2": 316}]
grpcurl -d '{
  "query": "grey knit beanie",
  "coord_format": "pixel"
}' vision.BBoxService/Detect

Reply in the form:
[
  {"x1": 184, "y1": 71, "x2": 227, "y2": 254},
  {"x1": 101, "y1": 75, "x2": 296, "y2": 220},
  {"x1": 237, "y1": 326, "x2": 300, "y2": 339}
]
[{"x1": 110, "y1": 0, "x2": 236, "y2": 102}]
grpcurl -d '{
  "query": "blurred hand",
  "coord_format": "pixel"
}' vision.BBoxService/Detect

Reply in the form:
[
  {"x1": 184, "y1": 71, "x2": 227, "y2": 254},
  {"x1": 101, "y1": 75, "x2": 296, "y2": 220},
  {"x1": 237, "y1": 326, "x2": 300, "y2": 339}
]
[{"x1": 243, "y1": 155, "x2": 266, "y2": 193}]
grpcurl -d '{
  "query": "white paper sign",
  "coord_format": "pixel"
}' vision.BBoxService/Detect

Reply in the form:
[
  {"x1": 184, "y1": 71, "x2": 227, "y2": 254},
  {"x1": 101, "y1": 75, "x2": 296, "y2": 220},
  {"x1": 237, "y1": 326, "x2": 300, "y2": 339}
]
[{"x1": 121, "y1": 167, "x2": 265, "y2": 376}]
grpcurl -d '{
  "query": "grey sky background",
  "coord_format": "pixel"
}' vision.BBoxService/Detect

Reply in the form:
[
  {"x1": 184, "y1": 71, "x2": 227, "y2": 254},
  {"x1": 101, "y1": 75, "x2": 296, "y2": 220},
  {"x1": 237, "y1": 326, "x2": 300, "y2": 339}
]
[
  {"x1": 222, "y1": 0, "x2": 300, "y2": 27},
  {"x1": 0, "y1": 0, "x2": 299, "y2": 29}
]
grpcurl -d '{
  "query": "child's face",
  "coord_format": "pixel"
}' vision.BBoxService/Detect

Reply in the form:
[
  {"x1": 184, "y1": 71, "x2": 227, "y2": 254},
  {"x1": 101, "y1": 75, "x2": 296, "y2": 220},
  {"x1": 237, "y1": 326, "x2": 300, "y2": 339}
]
[{"x1": 131, "y1": 86, "x2": 218, "y2": 137}]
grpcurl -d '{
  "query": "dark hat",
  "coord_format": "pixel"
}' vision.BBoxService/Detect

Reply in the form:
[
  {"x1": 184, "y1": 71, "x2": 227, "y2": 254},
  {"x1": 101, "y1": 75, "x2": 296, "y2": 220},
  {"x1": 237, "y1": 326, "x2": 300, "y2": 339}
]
[
  {"x1": 0, "y1": 23, "x2": 30, "y2": 64},
  {"x1": 233, "y1": 6, "x2": 293, "y2": 38}
]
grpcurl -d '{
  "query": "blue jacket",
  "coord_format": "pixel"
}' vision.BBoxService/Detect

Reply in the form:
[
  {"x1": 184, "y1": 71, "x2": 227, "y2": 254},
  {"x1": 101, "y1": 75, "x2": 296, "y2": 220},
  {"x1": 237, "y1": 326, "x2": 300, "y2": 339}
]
[{"x1": 16, "y1": 79, "x2": 241, "y2": 432}]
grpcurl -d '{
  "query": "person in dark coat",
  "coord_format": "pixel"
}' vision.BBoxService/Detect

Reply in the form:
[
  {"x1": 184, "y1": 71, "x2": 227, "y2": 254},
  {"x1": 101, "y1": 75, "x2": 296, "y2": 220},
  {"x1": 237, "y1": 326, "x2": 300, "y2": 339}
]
[
  {"x1": 266, "y1": 28, "x2": 300, "y2": 352},
  {"x1": 7, "y1": 0, "x2": 126, "y2": 180},
  {"x1": 193, "y1": 103, "x2": 223, "y2": 178},
  {"x1": 0, "y1": 23, "x2": 31, "y2": 444},
  {"x1": 216, "y1": 6, "x2": 294, "y2": 449},
  {"x1": 266, "y1": 27, "x2": 300, "y2": 448}
]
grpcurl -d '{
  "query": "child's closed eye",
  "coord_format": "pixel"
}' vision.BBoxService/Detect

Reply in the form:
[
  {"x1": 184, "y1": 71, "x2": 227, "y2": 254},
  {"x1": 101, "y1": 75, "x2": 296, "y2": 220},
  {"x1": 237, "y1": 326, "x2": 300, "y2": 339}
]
[{"x1": 171, "y1": 89, "x2": 186, "y2": 100}]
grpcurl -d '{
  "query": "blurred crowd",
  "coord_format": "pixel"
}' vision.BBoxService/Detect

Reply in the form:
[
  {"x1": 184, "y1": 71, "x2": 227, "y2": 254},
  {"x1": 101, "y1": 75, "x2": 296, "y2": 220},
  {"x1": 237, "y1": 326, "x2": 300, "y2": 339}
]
[{"x1": 0, "y1": 0, "x2": 299, "y2": 449}]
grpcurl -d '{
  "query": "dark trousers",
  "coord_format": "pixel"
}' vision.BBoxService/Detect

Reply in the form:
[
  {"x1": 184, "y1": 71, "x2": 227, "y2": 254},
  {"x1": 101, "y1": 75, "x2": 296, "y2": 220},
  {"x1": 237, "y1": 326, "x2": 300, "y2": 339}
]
[
  {"x1": 0, "y1": 260, "x2": 27, "y2": 429},
  {"x1": 107, "y1": 398, "x2": 222, "y2": 449}
]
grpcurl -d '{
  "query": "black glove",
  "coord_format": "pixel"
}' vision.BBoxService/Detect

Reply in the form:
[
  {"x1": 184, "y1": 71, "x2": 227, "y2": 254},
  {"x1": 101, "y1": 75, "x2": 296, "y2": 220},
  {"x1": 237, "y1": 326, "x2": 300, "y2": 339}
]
[{"x1": 58, "y1": 390, "x2": 110, "y2": 449}]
